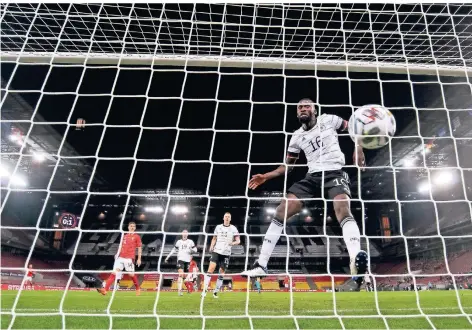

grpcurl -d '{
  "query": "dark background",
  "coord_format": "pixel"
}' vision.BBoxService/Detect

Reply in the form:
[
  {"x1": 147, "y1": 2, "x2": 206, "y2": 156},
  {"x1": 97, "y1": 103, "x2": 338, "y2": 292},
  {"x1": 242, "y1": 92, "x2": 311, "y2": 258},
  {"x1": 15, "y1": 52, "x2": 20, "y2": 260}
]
[{"x1": 1, "y1": 3, "x2": 472, "y2": 273}]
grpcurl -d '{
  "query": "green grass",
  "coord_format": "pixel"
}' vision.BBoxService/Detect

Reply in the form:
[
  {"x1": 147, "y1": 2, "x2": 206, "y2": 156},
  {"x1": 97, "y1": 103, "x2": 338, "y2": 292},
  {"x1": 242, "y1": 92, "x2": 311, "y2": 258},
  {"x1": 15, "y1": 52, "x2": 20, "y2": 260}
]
[{"x1": 1, "y1": 290, "x2": 471, "y2": 329}]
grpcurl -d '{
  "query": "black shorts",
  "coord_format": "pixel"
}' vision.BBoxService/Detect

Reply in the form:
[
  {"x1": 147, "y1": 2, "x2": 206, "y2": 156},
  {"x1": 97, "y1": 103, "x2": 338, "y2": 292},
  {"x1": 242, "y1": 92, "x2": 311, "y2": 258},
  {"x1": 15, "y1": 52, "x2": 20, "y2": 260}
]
[
  {"x1": 288, "y1": 170, "x2": 351, "y2": 201},
  {"x1": 210, "y1": 252, "x2": 230, "y2": 271},
  {"x1": 176, "y1": 260, "x2": 190, "y2": 272}
]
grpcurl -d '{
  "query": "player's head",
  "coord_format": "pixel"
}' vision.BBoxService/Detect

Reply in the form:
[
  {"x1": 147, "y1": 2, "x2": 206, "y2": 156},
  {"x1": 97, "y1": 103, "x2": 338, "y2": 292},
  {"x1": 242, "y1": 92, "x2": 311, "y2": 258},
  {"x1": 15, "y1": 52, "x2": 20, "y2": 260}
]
[
  {"x1": 128, "y1": 221, "x2": 136, "y2": 232},
  {"x1": 223, "y1": 212, "x2": 231, "y2": 226},
  {"x1": 297, "y1": 98, "x2": 317, "y2": 124},
  {"x1": 28, "y1": 264, "x2": 32, "y2": 269},
  {"x1": 182, "y1": 229, "x2": 188, "y2": 240}
]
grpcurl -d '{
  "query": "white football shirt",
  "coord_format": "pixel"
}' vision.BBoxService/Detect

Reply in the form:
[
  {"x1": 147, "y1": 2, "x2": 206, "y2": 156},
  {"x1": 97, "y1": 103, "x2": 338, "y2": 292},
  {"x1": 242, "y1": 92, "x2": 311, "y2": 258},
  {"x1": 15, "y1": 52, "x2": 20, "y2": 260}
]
[
  {"x1": 174, "y1": 239, "x2": 196, "y2": 262},
  {"x1": 288, "y1": 114, "x2": 345, "y2": 173},
  {"x1": 213, "y1": 224, "x2": 239, "y2": 256}
]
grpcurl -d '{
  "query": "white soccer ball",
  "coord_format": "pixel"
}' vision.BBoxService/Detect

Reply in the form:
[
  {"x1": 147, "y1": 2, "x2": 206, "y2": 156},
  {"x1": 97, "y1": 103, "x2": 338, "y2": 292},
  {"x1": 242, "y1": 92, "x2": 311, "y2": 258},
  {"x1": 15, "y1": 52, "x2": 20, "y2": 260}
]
[{"x1": 348, "y1": 105, "x2": 396, "y2": 150}]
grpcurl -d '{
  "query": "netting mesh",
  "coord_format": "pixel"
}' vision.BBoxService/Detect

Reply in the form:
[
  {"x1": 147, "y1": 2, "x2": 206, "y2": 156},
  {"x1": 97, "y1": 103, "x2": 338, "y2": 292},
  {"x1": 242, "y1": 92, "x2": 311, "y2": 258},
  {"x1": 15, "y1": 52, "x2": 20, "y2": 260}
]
[
  {"x1": 2, "y1": 3, "x2": 472, "y2": 71},
  {"x1": 1, "y1": 3, "x2": 472, "y2": 330}
]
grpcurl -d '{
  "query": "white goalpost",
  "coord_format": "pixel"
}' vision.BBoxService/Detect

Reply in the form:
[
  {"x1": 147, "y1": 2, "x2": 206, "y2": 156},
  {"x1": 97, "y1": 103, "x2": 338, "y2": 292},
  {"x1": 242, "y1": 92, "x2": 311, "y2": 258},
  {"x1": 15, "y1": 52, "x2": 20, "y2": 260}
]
[{"x1": 1, "y1": 3, "x2": 472, "y2": 330}]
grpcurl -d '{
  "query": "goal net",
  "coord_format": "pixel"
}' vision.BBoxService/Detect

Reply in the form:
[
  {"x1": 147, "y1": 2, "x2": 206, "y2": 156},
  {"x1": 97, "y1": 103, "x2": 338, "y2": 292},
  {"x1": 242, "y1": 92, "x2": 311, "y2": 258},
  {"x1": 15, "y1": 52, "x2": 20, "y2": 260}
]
[{"x1": 1, "y1": 3, "x2": 472, "y2": 329}]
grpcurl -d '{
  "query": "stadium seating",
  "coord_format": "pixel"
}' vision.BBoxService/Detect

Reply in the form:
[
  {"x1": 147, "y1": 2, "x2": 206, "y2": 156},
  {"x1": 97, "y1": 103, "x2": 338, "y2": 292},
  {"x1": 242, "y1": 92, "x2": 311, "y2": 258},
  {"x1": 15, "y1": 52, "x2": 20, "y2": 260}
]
[
  {"x1": 140, "y1": 281, "x2": 157, "y2": 289},
  {"x1": 312, "y1": 276, "x2": 346, "y2": 289},
  {"x1": 118, "y1": 280, "x2": 133, "y2": 288},
  {"x1": 294, "y1": 282, "x2": 310, "y2": 290},
  {"x1": 448, "y1": 251, "x2": 472, "y2": 273},
  {"x1": 259, "y1": 280, "x2": 279, "y2": 290},
  {"x1": 232, "y1": 281, "x2": 249, "y2": 290}
]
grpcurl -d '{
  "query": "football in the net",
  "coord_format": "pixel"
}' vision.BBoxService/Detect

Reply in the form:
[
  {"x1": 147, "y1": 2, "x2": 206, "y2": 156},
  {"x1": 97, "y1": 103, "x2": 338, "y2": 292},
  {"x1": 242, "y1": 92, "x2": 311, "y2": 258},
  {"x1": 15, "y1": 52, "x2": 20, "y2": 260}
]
[{"x1": 348, "y1": 105, "x2": 396, "y2": 149}]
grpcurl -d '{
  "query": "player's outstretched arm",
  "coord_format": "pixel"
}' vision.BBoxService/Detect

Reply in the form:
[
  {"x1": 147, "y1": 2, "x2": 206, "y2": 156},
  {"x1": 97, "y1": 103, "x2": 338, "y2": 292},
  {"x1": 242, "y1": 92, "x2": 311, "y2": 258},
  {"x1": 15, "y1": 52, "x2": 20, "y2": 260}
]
[
  {"x1": 165, "y1": 246, "x2": 177, "y2": 263},
  {"x1": 248, "y1": 156, "x2": 298, "y2": 190}
]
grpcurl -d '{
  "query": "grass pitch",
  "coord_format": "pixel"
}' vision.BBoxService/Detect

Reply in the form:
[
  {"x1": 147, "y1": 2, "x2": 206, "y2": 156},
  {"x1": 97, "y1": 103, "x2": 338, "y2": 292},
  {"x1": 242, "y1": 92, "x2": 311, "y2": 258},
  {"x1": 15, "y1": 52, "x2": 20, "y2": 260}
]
[{"x1": 1, "y1": 290, "x2": 471, "y2": 329}]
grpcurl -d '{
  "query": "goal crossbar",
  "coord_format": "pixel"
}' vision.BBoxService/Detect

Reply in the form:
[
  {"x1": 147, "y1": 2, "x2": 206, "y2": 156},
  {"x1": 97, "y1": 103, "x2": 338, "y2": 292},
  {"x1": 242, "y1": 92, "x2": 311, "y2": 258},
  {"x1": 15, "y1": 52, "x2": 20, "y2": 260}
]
[{"x1": 2, "y1": 51, "x2": 471, "y2": 76}]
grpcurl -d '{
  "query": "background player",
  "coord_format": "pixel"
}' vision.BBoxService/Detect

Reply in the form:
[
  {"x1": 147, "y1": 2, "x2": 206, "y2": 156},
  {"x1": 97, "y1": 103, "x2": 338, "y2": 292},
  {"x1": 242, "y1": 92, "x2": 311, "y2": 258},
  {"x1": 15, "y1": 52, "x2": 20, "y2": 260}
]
[
  {"x1": 25, "y1": 264, "x2": 34, "y2": 288},
  {"x1": 255, "y1": 277, "x2": 261, "y2": 294},
  {"x1": 98, "y1": 222, "x2": 142, "y2": 296},
  {"x1": 202, "y1": 212, "x2": 240, "y2": 298},
  {"x1": 243, "y1": 98, "x2": 368, "y2": 289},
  {"x1": 164, "y1": 229, "x2": 197, "y2": 296},
  {"x1": 184, "y1": 257, "x2": 199, "y2": 293}
]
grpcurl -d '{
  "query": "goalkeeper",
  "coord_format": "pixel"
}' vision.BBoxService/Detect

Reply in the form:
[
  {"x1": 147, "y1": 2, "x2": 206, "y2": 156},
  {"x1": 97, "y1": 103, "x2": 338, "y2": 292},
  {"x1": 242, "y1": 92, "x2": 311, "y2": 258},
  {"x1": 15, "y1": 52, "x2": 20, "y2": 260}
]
[{"x1": 242, "y1": 99, "x2": 368, "y2": 289}]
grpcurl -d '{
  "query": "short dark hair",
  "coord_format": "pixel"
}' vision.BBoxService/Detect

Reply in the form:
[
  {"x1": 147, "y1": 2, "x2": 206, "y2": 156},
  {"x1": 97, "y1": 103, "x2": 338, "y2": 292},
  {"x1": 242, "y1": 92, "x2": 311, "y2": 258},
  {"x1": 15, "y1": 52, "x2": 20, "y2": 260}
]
[{"x1": 298, "y1": 98, "x2": 314, "y2": 104}]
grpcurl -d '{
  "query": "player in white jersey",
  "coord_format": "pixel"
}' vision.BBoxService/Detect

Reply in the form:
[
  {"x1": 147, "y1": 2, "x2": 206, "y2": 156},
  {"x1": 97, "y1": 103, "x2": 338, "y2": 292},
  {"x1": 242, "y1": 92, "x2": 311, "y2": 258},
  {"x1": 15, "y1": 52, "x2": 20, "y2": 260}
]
[
  {"x1": 242, "y1": 98, "x2": 369, "y2": 290},
  {"x1": 202, "y1": 212, "x2": 240, "y2": 298},
  {"x1": 165, "y1": 229, "x2": 197, "y2": 296}
]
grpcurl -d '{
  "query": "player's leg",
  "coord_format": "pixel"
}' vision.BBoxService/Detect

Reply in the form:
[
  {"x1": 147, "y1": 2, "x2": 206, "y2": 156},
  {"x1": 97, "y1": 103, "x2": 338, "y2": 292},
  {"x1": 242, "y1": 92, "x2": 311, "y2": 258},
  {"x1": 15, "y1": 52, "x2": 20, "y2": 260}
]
[
  {"x1": 177, "y1": 265, "x2": 184, "y2": 296},
  {"x1": 243, "y1": 192, "x2": 303, "y2": 277},
  {"x1": 333, "y1": 194, "x2": 367, "y2": 282},
  {"x1": 325, "y1": 171, "x2": 367, "y2": 289},
  {"x1": 213, "y1": 266, "x2": 226, "y2": 298},
  {"x1": 123, "y1": 259, "x2": 140, "y2": 295},
  {"x1": 116, "y1": 271, "x2": 122, "y2": 288},
  {"x1": 100, "y1": 263, "x2": 122, "y2": 295},
  {"x1": 184, "y1": 273, "x2": 192, "y2": 293},
  {"x1": 202, "y1": 258, "x2": 217, "y2": 296}
]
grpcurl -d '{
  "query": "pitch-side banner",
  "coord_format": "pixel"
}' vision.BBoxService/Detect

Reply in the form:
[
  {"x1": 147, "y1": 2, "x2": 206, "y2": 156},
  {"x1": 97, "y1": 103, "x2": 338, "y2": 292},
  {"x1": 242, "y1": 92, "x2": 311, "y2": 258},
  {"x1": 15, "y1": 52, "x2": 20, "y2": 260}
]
[{"x1": 1, "y1": 284, "x2": 91, "y2": 291}]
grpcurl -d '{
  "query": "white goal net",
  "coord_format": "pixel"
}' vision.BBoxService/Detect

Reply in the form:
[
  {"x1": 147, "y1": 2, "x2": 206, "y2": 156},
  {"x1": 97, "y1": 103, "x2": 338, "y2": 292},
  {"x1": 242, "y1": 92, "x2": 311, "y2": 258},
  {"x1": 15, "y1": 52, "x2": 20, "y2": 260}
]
[{"x1": 1, "y1": 3, "x2": 472, "y2": 330}]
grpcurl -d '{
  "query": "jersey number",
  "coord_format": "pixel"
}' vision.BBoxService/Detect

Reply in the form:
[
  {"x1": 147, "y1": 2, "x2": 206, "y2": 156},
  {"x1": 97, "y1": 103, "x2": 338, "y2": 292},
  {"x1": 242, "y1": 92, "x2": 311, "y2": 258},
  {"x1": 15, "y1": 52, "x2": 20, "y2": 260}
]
[
  {"x1": 333, "y1": 178, "x2": 350, "y2": 195},
  {"x1": 309, "y1": 136, "x2": 323, "y2": 152}
]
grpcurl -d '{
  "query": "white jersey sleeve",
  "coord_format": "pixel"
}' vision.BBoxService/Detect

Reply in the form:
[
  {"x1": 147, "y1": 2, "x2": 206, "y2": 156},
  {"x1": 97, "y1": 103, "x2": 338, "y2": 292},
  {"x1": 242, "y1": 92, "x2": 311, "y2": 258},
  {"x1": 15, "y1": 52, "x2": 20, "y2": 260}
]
[
  {"x1": 324, "y1": 114, "x2": 345, "y2": 130},
  {"x1": 287, "y1": 133, "x2": 301, "y2": 155}
]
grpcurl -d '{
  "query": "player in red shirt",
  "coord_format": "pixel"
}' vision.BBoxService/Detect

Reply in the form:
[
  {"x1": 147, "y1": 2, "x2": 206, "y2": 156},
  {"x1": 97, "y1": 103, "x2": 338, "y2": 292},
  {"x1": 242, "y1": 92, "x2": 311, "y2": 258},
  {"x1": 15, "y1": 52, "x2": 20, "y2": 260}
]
[
  {"x1": 284, "y1": 276, "x2": 289, "y2": 292},
  {"x1": 184, "y1": 258, "x2": 199, "y2": 293},
  {"x1": 98, "y1": 222, "x2": 142, "y2": 296},
  {"x1": 25, "y1": 264, "x2": 34, "y2": 288}
]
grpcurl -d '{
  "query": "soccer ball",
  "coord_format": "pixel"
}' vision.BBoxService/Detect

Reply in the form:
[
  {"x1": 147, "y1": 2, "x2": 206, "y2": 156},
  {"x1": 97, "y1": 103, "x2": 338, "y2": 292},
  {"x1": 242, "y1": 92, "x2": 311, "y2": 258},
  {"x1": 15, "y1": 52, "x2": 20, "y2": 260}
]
[{"x1": 348, "y1": 105, "x2": 396, "y2": 150}]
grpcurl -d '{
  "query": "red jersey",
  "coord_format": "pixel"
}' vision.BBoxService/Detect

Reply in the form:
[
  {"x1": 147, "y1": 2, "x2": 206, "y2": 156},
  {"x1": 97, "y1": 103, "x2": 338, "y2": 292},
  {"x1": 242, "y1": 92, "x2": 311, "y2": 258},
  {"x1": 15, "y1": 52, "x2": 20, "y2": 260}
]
[
  {"x1": 189, "y1": 261, "x2": 198, "y2": 273},
  {"x1": 27, "y1": 271, "x2": 34, "y2": 277},
  {"x1": 119, "y1": 233, "x2": 142, "y2": 259}
]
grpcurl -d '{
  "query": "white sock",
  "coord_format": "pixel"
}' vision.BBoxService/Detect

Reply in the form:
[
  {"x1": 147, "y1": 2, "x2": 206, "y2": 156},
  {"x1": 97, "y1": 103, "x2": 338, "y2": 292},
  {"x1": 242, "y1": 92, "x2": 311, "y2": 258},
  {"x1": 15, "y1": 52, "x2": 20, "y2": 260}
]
[
  {"x1": 341, "y1": 217, "x2": 361, "y2": 260},
  {"x1": 214, "y1": 277, "x2": 223, "y2": 293},
  {"x1": 203, "y1": 274, "x2": 211, "y2": 291},
  {"x1": 178, "y1": 277, "x2": 183, "y2": 292},
  {"x1": 258, "y1": 219, "x2": 284, "y2": 268}
]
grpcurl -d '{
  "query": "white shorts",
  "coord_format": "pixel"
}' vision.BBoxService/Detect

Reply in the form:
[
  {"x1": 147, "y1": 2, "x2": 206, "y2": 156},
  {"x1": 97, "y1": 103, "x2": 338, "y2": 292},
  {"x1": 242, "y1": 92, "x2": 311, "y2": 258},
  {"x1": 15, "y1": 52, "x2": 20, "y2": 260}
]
[
  {"x1": 25, "y1": 276, "x2": 33, "y2": 283},
  {"x1": 113, "y1": 257, "x2": 135, "y2": 272}
]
